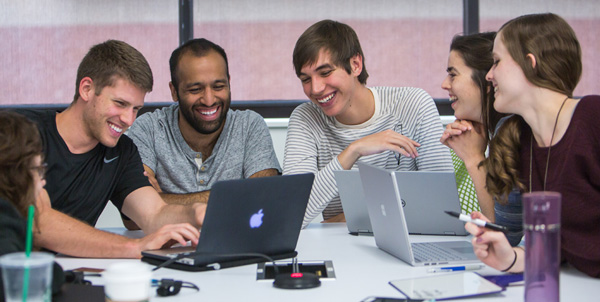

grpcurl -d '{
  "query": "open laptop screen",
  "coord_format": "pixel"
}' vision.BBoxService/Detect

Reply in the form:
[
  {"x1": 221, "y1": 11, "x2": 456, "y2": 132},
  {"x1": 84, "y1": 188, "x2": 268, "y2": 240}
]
[{"x1": 142, "y1": 173, "x2": 314, "y2": 271}]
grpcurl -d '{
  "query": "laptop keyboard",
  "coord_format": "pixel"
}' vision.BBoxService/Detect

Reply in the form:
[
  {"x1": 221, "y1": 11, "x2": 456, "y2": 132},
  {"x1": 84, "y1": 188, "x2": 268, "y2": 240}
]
[{"x1": 411, "y1": 242, "x2": 466, "y2": 263}]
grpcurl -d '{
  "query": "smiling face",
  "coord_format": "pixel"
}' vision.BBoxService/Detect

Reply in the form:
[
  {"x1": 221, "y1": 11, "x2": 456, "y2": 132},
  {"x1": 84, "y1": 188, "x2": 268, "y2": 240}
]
[
  {"x1": 441, "y1": 50, "x2": 483, "y2": 122},
  {"x1": 171, "y1": 50, "x2": 231, "y2": 135},
  {"x1": 82, "y1": 77, "x2": 145, "y2": 148},
  {"x1": 486, "y1": 33, "x2": 531, "y2": 114},
  {"x1": 298, "y1": 49, "x2": 362, "y2": 120}
]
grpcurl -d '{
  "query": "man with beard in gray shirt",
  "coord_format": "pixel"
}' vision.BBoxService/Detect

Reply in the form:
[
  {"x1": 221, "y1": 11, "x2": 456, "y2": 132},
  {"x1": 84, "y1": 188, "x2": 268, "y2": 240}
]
[{"x1": 127, "y1": 39, "x2": 280, "y2": 215}]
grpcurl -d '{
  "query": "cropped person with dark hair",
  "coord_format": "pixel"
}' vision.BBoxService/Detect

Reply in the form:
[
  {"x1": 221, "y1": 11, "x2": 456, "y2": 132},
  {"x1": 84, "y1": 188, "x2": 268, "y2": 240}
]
[
  {"x1": 0, "y1": 111, "x2": 64, "y2": 300},
  {"x1": 464, "y1": 13, "x2": 600, "y2": 278},
  {"x1": 284, "y1": 20, "x2": 453, "y2": 227},
  {"x1": 126, "y1": 38, "x2": 280, "y2": 208},
  {"x1": 16, "y1": 39, "x2": 205, "y2": 259}
]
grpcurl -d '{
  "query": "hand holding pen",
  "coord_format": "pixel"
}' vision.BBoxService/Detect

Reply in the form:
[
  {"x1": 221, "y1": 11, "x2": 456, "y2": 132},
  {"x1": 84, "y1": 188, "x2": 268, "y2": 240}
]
[
  {"x1": 463, "y1": 211, "x2": 524, "y2": 273},
  {"x1": 445, "y1": 211, "x2": 508, "y2": 233}
]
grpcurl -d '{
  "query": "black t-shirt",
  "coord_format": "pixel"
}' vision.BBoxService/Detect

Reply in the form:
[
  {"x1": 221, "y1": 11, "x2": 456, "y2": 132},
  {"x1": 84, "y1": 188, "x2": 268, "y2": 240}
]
[{"x1": 17, "y1": 109, "x2": 150, "y2": 226}]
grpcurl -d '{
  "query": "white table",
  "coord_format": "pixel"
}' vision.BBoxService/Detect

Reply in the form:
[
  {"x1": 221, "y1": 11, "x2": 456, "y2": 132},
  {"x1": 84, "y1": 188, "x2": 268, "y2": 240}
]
[{"x1": 56, "y1": 223, "x2": 599, "y2": 301}]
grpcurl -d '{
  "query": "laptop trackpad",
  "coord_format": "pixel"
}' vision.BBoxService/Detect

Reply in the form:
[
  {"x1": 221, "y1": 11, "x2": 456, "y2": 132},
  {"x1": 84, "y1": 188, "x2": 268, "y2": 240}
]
[{"x1": 435, "y1": 241, "x2": 477, "y2": 257}]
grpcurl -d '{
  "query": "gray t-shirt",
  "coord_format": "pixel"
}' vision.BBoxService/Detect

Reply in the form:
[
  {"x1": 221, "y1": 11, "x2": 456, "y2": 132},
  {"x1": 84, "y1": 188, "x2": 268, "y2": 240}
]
[{"x1": 127, "y1": 104, "x2": 281, "y2": 194}]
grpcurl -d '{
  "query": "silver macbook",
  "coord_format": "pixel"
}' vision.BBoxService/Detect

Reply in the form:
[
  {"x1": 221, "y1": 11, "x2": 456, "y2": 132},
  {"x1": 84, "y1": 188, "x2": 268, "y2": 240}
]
[
  {"x1": 357, "y1": 162, "x2": 479, "y2": 266},
  {"x1": 334, "y1": 170, "x2": 373, "y2": 236}
]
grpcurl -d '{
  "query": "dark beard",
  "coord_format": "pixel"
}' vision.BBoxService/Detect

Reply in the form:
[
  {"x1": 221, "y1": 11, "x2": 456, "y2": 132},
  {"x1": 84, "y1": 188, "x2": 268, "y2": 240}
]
[{"x1": 177, "y1": 91, "x2": 229, "y2": 135}]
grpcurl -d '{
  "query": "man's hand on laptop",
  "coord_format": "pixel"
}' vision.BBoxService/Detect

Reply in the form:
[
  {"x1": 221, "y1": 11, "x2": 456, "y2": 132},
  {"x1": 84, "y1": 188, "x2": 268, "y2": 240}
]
[
  {"x1": 322, "y1": 213, "x2": 346, "y2": 223},
  {"x1": 134, "y1": 223, "x2": 200, "y2": 258}
]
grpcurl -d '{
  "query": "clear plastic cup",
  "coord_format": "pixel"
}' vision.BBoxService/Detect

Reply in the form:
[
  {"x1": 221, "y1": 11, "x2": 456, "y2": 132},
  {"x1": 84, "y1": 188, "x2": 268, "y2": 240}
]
[{"x1": 0, "y1": 252, "x2": 55, "y2": 302}]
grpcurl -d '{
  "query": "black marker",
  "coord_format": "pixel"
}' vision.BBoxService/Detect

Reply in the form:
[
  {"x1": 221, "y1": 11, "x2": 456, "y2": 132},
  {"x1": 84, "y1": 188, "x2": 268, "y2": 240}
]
[{"x1": 445, "y1": 211, "x2": 508, "y2": 233}]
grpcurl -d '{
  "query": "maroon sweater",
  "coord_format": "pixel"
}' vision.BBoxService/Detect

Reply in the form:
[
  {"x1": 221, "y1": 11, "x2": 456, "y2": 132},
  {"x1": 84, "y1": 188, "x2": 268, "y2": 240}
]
[{"x1": 520, "y1": 95, "x2": 600, "y2": 278}]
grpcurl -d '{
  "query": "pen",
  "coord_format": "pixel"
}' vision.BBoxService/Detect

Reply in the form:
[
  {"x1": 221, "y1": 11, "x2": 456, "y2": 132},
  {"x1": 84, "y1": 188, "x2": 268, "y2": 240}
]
[
  {"x1": 427, "y1": 264, "x2": 484, "y2": 273},
  {"x1": 444, "y1": 211, "x2": 508, "y2": 233}
]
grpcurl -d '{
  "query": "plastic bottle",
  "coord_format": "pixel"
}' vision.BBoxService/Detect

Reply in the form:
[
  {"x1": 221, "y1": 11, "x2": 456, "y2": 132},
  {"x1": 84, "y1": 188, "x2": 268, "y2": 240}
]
[{"x1": 523, "y1": 191, "x2": 561, "y2": 302}]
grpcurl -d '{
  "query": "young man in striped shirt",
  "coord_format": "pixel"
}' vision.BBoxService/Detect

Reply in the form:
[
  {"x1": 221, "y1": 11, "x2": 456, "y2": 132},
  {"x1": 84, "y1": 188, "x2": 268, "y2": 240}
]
[{"x1": 284, "y1": 20, "x2": 453, "y2": 228}]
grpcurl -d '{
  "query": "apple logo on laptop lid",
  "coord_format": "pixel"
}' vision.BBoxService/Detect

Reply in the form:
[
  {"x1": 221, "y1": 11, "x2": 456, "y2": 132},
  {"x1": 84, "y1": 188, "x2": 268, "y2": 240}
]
[{"x1": 250, "y1": 209, "x2": 264, "y2": 228}]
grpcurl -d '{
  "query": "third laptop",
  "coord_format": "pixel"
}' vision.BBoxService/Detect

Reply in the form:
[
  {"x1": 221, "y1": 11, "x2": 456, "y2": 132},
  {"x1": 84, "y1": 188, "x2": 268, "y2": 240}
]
[{"x1": 357, "y1": 162, "x2": 479, "y2": 266}]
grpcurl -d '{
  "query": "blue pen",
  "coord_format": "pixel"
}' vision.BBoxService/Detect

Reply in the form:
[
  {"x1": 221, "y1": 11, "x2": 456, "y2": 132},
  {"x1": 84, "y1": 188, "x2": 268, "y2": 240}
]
[{"x1": 427, "y1": 264, "x2": 484, "y2": 273}]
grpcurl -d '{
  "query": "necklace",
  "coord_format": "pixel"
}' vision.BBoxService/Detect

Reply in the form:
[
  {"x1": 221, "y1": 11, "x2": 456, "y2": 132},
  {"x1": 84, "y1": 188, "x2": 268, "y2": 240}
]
[{"x1": 529, "y1": 96, "x2": 569, "y2": 192}]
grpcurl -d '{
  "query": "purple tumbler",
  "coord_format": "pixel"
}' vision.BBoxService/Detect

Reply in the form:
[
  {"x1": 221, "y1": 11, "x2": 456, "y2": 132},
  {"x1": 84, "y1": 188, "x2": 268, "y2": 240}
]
[{"x1": 523, "y1": 192, "x2": 561, "y2": 302}]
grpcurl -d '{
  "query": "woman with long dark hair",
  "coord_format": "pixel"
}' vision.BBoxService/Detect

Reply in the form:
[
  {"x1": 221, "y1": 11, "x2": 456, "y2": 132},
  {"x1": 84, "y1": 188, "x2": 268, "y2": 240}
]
[{"x1": 440, "y1": 32, "x2": 506, "y2": 218}]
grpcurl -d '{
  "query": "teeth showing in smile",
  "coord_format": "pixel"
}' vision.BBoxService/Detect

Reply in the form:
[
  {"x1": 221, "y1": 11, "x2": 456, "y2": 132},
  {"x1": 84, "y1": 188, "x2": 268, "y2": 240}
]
[
  {"x1": 494, "y1": 87, "x2": 498, "y2": 93},
  {"x1": 200, "y1": 108, "x2": 217, "y2": 115},
  {"x1": 316, "y1": 93, "x2": 335, "y2": 104},
  {"x1": 449, "y1": 96, "x2": 458, "y2": 102},
  {"x1": 109, "y1": 123, "x2": 123, "y2": 133}
]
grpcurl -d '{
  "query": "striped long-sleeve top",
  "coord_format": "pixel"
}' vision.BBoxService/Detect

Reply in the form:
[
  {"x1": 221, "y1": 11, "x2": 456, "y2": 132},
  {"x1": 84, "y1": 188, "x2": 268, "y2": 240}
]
[{"x1": 283, "y1": 86, "x2": 453, "y2": 228}]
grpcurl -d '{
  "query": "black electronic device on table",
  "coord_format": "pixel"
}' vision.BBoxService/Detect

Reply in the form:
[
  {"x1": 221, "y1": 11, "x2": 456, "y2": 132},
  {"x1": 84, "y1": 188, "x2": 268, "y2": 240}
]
[
  {"x1": 269, "y1": 258, "x2": 325, "y2": 290},
  {"x1": 142, "y1": 174, "x2": 314, "y2": 271}
]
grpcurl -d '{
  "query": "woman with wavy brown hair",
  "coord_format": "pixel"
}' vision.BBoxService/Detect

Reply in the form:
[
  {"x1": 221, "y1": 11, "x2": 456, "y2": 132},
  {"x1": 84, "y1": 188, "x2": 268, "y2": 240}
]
[
  {"x1": 0, "y1": 111, "x2": 63, "y2": 300},
  {"x1": 465, "y1": 13, "x2": 600, "y2": 278}
]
